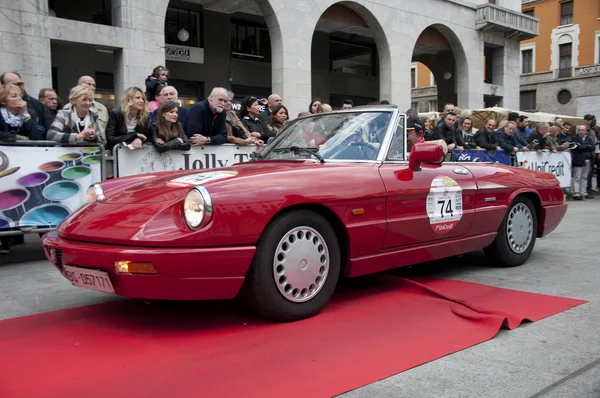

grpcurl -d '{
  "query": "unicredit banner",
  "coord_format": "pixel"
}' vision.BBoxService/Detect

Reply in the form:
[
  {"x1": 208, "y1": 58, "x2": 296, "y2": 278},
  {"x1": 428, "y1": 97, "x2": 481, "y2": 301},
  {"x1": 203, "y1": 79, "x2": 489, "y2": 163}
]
[
  {"x1": 516, "y1": 151, "x2": 572, "y2": 188},
  {"x1": 0, "y1": 143, "x2": 104, "y2": 231},
  {"x1": 115, "y1": 144, "x2": 256, "y2": 177}
]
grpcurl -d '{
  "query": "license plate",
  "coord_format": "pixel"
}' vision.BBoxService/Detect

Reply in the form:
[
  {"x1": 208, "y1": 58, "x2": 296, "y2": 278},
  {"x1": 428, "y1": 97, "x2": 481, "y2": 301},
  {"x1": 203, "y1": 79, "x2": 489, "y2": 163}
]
[{"x1": 62, "y1": 265, "x2": 115, "y2": 294}]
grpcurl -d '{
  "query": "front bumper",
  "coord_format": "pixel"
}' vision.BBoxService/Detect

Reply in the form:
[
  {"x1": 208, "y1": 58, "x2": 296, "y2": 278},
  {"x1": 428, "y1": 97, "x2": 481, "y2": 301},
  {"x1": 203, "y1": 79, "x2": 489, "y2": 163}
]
[{"x1": 41, "y1": 231, "x2": 256, "y2": 300}]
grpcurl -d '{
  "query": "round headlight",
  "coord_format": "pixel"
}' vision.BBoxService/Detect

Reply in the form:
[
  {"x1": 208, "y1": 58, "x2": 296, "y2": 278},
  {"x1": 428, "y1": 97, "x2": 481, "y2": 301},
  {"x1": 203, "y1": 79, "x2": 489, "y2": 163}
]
[
  {"x1": 86, "y1": 184, "x2": 105, "y2": 203},
  {"x1": 183, "y1": 187, "x2": 212, "y2": 229}
]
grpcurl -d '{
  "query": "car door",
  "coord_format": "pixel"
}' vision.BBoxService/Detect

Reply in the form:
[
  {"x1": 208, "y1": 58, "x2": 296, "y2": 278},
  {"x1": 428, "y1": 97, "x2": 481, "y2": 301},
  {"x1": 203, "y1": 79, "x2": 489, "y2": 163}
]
[{"x1": 378, "y1": 162, "x2": 477, "y2": 249}]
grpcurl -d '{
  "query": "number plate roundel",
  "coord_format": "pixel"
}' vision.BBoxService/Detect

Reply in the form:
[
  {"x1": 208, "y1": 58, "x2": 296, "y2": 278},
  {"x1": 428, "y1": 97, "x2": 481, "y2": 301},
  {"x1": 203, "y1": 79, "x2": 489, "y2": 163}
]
[{"x1": 426, "y1": 176, "x2": 463, "y2": 234}]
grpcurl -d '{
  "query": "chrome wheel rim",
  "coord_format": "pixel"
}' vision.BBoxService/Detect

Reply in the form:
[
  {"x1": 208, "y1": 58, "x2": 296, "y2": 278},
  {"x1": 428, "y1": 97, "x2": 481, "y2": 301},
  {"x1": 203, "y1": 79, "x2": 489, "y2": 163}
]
[
  {"x1": 506, "y1": 203, "x2": 533, "y2": 254},
  {"x1": 273, "y1": 226, "x2": 329, "y2": 303}
]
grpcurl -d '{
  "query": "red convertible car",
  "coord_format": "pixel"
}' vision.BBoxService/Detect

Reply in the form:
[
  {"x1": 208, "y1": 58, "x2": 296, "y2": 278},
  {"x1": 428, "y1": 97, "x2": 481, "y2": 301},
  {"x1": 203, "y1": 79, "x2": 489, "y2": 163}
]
[{"x1": 42, "y1": 106, "x2": 567, "y2": 321}]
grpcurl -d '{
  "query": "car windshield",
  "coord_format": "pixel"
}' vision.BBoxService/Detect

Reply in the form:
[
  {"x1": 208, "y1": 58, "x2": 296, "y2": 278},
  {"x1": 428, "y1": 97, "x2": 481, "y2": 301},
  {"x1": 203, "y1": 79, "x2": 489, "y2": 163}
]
[{"x1": 260, "y1": 111, "x2": 393, "y2": 162}]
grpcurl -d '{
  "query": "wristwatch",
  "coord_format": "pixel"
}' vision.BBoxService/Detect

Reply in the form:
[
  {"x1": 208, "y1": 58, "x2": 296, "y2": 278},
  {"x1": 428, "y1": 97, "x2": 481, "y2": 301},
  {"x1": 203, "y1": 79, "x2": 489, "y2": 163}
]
[{"x1": 206, "y1": 137, "x2": 211, "y2": 144}]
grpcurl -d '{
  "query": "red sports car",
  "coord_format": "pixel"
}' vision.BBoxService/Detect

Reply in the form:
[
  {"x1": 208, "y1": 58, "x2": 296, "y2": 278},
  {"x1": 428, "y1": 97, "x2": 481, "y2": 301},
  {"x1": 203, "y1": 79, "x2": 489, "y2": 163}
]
[{"x1": 42, "y1": 107, "x2": 567, "y2": 321}]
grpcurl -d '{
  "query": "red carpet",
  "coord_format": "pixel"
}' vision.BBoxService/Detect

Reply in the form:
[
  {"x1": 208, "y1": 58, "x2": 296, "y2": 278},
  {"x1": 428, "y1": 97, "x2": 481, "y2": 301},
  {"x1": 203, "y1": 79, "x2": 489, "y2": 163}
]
[{"x1": 0, "y1": 276, "x2": 585, "y2": 398}]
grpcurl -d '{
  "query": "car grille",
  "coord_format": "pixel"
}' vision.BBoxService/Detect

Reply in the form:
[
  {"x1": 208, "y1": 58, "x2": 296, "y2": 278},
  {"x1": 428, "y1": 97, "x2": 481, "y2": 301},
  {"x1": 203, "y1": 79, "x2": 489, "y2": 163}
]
[{"x1": 55, "y1": 248, "x2": 63, "y2": 268}]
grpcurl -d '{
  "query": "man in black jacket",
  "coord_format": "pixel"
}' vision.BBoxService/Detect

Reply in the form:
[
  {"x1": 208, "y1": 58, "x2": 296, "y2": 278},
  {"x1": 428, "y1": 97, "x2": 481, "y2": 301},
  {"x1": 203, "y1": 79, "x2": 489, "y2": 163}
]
[
  {"x1": 571, "y1": 124, "x2": 595, "y2": 200},
  {"x1": 474, "y1": 119, "x2": 502, "y2": 152},
  {"x1": 183, "y1": 87, "x2": 229, "y2": 146},
  {"x1": 431, "y1": 111, "x2": 464, "y2": 152},
  {"x1": 495, "y1": 121, "x2": 520, "y2": 155},
  {"x1": 0, "y1": 72, "x2": 53, "y2": 138}
]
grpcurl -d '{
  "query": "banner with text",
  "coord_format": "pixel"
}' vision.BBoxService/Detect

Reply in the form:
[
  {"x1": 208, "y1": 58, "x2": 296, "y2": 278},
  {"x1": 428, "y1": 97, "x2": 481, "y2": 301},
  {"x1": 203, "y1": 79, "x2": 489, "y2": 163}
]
[
  {"x1": 115, "y1": 144, "x2": 257, "y2": 177},
  {"x1": 453, "y1": 149, "x2": 512, "y2": 165},
  {"x1": 516, "y1": 151, "x2": 572, "y2": 188},
  {"x1": 0, "y1": 144, "x2": 103, "y2": 231}
]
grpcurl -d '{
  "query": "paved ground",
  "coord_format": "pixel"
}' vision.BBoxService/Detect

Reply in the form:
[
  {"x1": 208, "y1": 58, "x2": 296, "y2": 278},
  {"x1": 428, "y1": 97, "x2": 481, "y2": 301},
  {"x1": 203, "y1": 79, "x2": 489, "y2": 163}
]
[{"x1": 1, "y1": 200, "x2": 599, "y2": 398}]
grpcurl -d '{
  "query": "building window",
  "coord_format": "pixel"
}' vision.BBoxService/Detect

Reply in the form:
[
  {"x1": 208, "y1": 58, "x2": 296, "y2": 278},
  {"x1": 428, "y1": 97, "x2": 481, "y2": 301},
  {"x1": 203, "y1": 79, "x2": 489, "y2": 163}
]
[
  {"x1": 560, "y1": 1, "x2": 573, "y2": 26},
  {"x1": 411, "y1": 67, "x2": 417, "y2": 88},
  {"x1": 595, "y1": 32, "x2": 600, "y2": 65},
  {"x1": 411, "y1": 102, "x2": 419, "y2": 111},
  {"x1": 557, "y1": 89, "x2": 572, "y2": 104},
  {"x1": 428, "y1": 100, "x2": 438, "y2": 112},
  {"x1": 523, "y1": 9, "x2": 534, "y2": 17},
  {"x1": 165, "y1": 7, "x2": 202, "y2": 48},
  {"x1": 231, "y1": 21, "x2": 271, "y2": 62},
  {"x1": 520, "y1": 90, "x2": 537, "y2": 111},
  {"x1": 558, "y1": 42, "x2": 572, "y2": 77},
  {"x1": 522, "y1": 49, "x2": 533, "y2": 74},
  {"x1": 330, "y1": 39, "x2": 376, "y2": 76}
]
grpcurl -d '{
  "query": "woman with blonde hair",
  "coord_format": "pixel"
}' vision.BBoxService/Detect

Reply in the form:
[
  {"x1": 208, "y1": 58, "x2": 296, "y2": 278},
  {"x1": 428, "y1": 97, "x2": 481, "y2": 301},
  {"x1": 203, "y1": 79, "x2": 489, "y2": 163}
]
[
  {"x1": 0, "y1": 83, "x2": 39, "y2": 142},
  {"x1": 106, "y1": 86, "x2": 150, "y2": 150},
  {"x1": 149, "y1": 100, "x2": 190, "y2": 153},
  {"x1": 47, "y1": 85, "x2": 102, "y2": 144}
]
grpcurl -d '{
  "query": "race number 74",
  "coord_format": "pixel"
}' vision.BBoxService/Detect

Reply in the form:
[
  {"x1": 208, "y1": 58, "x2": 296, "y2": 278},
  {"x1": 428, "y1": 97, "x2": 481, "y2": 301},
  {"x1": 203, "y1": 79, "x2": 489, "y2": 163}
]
[{"x1": 437, "y1": 198, "x2": 454, "y2": 218}]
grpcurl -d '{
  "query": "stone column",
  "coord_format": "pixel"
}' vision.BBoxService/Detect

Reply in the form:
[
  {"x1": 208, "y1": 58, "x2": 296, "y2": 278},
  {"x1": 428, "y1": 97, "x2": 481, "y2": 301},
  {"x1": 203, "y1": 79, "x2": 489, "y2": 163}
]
[
  {"x1": 502, "y1": 38, "x2": 521, "y2": 110},
  {"x1": 111, "y1": 0, "x2": 168, "y2": 102},
  {"x1": 0, "y1": 0, "x2": 52, "y2": 95}
]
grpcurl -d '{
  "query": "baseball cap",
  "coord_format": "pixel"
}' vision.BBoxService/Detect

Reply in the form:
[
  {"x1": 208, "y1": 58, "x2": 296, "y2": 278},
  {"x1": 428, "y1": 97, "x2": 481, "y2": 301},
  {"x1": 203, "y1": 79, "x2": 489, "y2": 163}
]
[{"x1": 584, "y1": 114, "x2": 595, "y2": 120}]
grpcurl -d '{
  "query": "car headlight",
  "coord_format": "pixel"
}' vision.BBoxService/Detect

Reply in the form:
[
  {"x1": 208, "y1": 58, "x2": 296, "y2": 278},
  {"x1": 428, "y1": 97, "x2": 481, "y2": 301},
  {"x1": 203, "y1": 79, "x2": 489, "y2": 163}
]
[
  {"x1": 86, "y1": 184, "x2": 105, "y2": 203},
  {"x1": 183, "y1": 186, "x2": 213, "y2": 229}
]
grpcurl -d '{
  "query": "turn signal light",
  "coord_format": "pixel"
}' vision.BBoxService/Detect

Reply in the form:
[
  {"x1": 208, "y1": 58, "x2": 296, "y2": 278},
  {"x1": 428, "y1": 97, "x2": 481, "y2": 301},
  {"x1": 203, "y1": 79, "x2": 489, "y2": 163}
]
[{"x1": 114, "y1": 261, "x2": 158, "y2": 275}]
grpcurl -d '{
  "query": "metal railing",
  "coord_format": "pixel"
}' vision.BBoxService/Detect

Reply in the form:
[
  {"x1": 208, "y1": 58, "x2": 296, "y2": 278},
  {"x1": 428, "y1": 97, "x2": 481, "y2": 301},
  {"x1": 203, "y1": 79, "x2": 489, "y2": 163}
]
[{"x1": 476, "y1": 4, "x2": 539, "y2": 40}]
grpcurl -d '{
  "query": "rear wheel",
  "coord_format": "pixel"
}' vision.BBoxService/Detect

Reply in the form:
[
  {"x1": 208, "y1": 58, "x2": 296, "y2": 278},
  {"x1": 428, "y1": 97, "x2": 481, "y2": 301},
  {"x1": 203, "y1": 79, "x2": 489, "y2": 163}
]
[
  {"x1": 245, "y1": 210, "x2": 340, "y2": 321},
  {"x1": 484, "y1": 197, "x2": 537, "y2": 267}
]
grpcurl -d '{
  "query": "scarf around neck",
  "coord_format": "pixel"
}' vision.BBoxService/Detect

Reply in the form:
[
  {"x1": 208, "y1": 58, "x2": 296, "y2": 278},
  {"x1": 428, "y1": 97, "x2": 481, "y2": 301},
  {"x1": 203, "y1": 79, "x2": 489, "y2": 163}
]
[{"x1": 1, "y1": 107, "x2": 23, "y2": 128}]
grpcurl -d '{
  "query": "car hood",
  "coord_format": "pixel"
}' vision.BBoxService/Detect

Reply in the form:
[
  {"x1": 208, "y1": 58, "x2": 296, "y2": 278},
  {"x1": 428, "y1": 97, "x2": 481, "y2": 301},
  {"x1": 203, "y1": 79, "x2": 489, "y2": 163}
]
[{"x1": 102, "y1": 160, "x2": 324, "y2": 204}]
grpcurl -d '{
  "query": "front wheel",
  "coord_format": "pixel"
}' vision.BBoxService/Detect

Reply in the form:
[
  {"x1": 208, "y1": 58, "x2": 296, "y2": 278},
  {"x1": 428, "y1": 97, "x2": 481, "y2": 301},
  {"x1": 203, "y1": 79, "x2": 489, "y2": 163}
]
[
  {"x1": 484, "y1": 197, "x2": 537, "y2": 267},
  {"x1": 245, "y1": 210, "x2": 341, "y2": 321}
]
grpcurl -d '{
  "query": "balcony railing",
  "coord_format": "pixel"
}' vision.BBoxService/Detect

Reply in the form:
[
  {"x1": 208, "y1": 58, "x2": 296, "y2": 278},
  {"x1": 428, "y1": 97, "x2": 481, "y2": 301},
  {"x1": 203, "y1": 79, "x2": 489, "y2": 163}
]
[{"x1": 476, "y1": 4, "x2": 539, "y2": 41}]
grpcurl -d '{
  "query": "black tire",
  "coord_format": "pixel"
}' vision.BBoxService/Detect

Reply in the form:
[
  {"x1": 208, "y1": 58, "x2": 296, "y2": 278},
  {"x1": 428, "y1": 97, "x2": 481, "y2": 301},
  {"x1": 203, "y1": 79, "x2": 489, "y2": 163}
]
[
  {"x1": 245, "y1": 210, "x2": 341, "y2": 322},
  {"x1": 484, "y1": 196, "x2": 537, "y2": 267}
]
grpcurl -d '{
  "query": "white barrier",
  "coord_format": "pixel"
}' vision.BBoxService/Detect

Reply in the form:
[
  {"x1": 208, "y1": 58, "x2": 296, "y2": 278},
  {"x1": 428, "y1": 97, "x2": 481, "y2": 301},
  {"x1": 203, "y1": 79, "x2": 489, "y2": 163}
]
[
  {"x1": 115, "y1": 144, "x2": 256, "y2": 177},
  {"x1": 516, "y1": 151, "x2": 572, "y2": 188}
]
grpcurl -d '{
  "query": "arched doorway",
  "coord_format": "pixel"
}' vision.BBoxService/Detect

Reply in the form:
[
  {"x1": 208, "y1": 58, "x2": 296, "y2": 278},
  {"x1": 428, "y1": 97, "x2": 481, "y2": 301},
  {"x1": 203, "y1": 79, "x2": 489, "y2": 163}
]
[
  {"x1": 411, "y1": 24, "x2": 469, "y2": 112},
  {"x1": 309, "y1": 1, "x2": 391, "y2": 110}
]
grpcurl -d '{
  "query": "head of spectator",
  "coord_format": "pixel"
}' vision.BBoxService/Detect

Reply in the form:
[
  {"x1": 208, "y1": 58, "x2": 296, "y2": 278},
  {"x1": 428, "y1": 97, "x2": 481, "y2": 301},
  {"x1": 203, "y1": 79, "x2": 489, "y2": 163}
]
[
  {"x1": 423, "y1": 118, "x2": 433, "y2": 132},
  {"x1": 341, "y1": 99, "x2": 353, "y2": 109},
  {"x1": 504, "y1": 121, "x2": 517, "y2": 136},
  {"x1": 508, "y1": 112, "x2": 520, "y2": 122},
  {"x1": 459, "y1": 116, "x2": 473, "y2": 133},
  {"x1": 309, "y1": 98, "x2": 322, "y2": 114},
  {"x1": 267, "y1": 93, "x2": 282, "y2": 110},
  {"x1": 554, "y1": 117, "x2": 563, "y2": 126},
  {"x1": 576, "y1": 124, "x2": 587, "y2": 137},
  {"x1": 240, "y1": 96, "x2": 261, "y2": 119},
  {"x1": 536, "y1": 122, "x2": 550, "y2": 137},
  {"x1": 157, "y1": 86, "x2": 178, "y2": 105},
  {"x1": 406, "y1": 116, "x2": 425, "y2": 152},
  {"x1": 380, "y1": 100, "x2": 390, "y2": 105},
  {"x1": 155, "y1": 100, "x2": 180, "y2": 142},
  {"x1": 121, "y1": 86, "x2": 148, "y2": 123},
  {"x1": 39, "y1": 88, "x2": 58, "y2": 111},
  {"x1": 442, "y1": 103, "x2": 455, "y2": 117},
  {"x1": 269, "y1": 105, "x2": 289, "y2": 128},
  {"x1": 207, "y1": 87, "x2": 229, "y2": 114},
  {"x1": 68, "y1": 85, "x2": 94, "y2": 117},
  {"x1": 77, "y1": 76, "x2": 97, "y2": 96},
  {"x1": 320, "y1": 103, "x2": 332, "y2": 113},
  {"x1": 485, "y1": 119, "x2": 497, "y2": 134},
  {"x1": 549, "y1": 125, "x2": 561, "y2": 139},
  {"x1": 297, "y1": 111, "x2": 311, "y2": 118},
  {"x1": 517, "y1": 115, "x2": 529, "y2": 129},
  {"x1": 460, "y1": 109, "x2": 472, "y2": 119},
  {"x1": 151, "y1": 65, "x2": 169, "y2": 82},
  {"x1": 0, "y1": 83, "x2": 27, "y2": 118},
  {"x1": 453, "y1": 107, "x2": 462, "y2": 117},
  {"x1": 583, "y1": 114, "x2": 595, "y2": 128},
  {"x1": 0, "y1": 72, "x2": 26, "y2": 96},
  {"x1": 406, "y1": 108, "x2": 418, "y2": 117},
  {"x1": 562, "y1": 121, "x2": 572, "y2": 134},
  {"x1": 444, "y1": 111, "x2": 457, "y2": 128}
]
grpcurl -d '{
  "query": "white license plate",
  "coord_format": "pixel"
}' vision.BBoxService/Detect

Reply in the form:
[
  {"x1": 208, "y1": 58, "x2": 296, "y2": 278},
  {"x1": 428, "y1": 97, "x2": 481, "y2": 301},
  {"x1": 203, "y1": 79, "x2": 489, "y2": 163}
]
[{"x1": 62, "y1": 265, "x2": 115, "y2": 294}]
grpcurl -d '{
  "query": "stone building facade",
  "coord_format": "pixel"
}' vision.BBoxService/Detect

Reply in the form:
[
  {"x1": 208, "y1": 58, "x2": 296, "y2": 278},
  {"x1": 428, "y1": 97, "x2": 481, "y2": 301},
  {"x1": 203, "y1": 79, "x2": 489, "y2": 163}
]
[{"x1": 0, "y1": 0, "x2": 537, "y2": 118}]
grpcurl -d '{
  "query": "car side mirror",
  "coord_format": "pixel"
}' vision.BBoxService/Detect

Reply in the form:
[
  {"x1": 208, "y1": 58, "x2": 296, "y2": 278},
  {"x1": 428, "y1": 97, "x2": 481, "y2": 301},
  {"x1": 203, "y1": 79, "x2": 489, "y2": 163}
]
[{"x1": 408, "y1": 142, "x2": 444, "y2": 171}]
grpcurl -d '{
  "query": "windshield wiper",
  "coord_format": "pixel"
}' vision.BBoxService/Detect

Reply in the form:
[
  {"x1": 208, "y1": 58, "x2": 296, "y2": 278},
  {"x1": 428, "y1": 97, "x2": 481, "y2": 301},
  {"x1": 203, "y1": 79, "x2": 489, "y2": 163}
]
[{"x1": 273, "y1": 146, "x2": 325, "y2": 163}]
